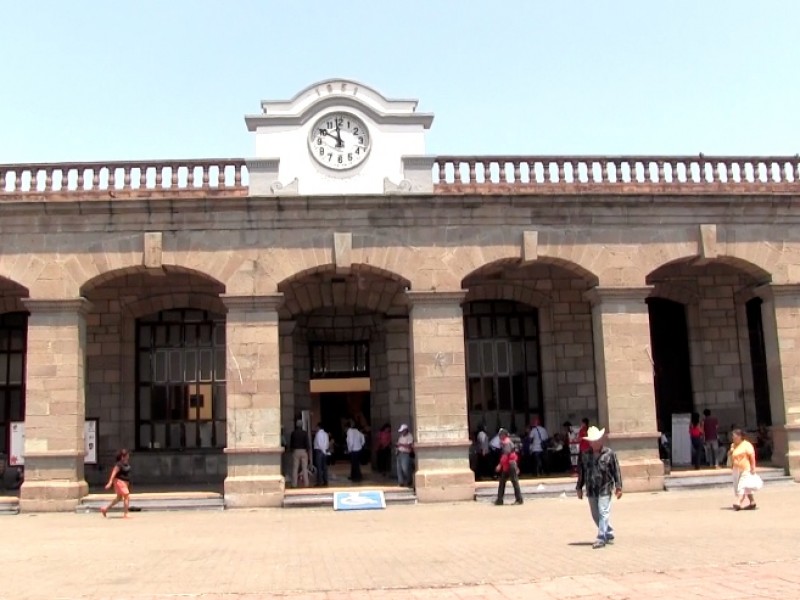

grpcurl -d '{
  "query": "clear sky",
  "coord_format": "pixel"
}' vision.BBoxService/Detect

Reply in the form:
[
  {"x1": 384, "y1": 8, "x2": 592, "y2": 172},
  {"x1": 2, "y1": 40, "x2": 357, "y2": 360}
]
[{"x1": 1, "y1": 1, "x2": 798, "y2": 163}]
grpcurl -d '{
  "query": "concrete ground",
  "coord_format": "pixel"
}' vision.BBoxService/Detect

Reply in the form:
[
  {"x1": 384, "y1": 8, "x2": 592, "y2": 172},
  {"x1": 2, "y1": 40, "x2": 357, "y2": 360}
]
[{"x1": 1, "y1": 484, "x2": 798, "y2": 599}]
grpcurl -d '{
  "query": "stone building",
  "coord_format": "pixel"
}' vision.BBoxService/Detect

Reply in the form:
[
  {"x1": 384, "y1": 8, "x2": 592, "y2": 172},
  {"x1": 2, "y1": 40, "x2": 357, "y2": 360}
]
[{"x1": 1, "y1": 79, "x2": 799, "y2": 511}]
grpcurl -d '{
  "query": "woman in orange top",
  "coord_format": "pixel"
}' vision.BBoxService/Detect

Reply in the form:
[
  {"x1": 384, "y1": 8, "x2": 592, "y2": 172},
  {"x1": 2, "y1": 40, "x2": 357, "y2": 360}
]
[{"x1": 728, "y1": 429, "x2": 758, "y2": 511}]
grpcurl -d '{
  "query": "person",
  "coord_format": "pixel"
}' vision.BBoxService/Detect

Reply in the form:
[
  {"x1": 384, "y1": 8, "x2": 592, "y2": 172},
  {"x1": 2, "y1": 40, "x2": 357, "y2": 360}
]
[
  {"x1": 494, "y1": 428, "x2": 523, "y2": 505},
  {"x1": 689, "y1": 413, "x2": 704, "y2": 469},
  {"x1": 289, "y1": 419, "x2": 311, "y2": 487},
  {"x1": 376, "y1": 423, "x2": 392, "y2": 477},
  {"x1": 576, "y1": 426, "x2": 623, "y2": 549},
  {"x1": 489, "y1": 429, "x2": 502, "y2": 476},
  {"x1": 755, "y1": 424, "x2": 773, "y2": 462},
  {"x1": 475, "y1": 425, "x2": 490, "y2": 480},
  {"x1": 346, "y1": 421, "x2": 365, "y2": 482},
  {"x1": 702, "y1": 409, "x2": 720, "y2": 468},
  {"x1": 729, "y1": 428, "x2": 761, "y2": 511},
  {"x1": 578, "y1": 418, "x2": 591, "y2": 468},
  {"x1": 396, "y1": 424, "x2": 414, "y2": 487},
  {"x1": 100, "y1": 449, "x2": 132, "y2": 518},
  {"x1": 528, "y1": 417, "x2": 550, "y2": 476},
  {"x1": 313, "y1": 422, "x2": 330, "y2": 487}
]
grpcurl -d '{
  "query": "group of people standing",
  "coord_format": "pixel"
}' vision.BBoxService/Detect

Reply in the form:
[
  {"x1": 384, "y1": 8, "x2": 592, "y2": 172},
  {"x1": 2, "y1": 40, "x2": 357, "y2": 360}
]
[{"x1": 287, "y1": 419, "x2": 415, "y2": 488}]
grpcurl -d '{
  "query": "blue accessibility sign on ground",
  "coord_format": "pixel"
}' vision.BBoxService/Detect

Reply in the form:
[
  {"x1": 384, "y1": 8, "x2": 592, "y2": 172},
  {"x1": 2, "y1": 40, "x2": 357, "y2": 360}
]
[{"x1": 333, "y1": 490, "x2": 387, "y2": 511}]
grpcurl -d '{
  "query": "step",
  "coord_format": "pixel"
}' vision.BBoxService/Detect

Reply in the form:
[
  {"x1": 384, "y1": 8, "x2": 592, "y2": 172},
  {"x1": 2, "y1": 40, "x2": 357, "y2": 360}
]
[
  {"x1": 665, "y1": 468, "x2": 793, "y2": 491},
  {"x1": 282, "y1": 489, "x2": 417, "y2": 508},
  {"x1": 0, "y1": 497, "x2": 19, "y2": 516},
  {"x1": 475, "y1": 479, "x2": 577, "y2": 502},
  {"x1": 77, "y1": 492, "x2": 224, "y2": 513}
]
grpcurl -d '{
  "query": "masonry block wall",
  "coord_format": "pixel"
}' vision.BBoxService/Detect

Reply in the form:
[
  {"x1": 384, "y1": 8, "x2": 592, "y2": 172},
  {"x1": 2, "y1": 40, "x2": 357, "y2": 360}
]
[{"x1": 83, "y1": 269, "x2": 225, "y2": 484}]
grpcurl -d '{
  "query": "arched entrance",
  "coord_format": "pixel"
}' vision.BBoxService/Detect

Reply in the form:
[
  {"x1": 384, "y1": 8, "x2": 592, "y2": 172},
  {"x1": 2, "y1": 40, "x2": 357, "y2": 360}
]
[
  {"x1": 647, "y1": 258, "x2": 772, "y2": 458},
  {"x1": 462, "y1": 258, "x2": 598, "y2": 476},
  {"x1": 81, "y1": 266, "x2": 226, "y2": 485},
  {"x1": 0, "y1": 278, "x2": 28, "y2": 468},
  {"x1": 278, "y1": 265, "x2": 411, "y2": 486}
]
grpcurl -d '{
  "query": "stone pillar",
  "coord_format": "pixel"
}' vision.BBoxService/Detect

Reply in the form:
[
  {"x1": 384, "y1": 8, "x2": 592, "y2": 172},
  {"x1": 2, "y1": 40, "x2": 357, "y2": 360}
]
[
  {"x1": 222, "y1": 294, "x2": 285, "y2": 508},
  {"x1": 585, "y1": 287, "x2": 664, "y2": 492},
  {"x1": 20, "y1": 298, "x2": 91, "y2": 512},
  {"x1": 755, "y1": 284, "x2": 800, "y2": 478},
  {"x1": 407, "y1": 291, "x2": 473, "y2": 502}
]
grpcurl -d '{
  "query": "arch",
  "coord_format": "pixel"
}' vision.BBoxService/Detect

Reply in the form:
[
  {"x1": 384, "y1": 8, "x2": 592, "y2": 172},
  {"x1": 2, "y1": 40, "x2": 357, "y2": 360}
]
[
  {"x1": 0, "y1": 276, "x2": 29, "y2": 315},
  {"x1": 464, "y1": 282, "x2": 551, "y2": 308},
  {"x1": 277, "y1": 263, "x2": 410, "y2": 289},
  {"x1": 646, "y1": 256, "x2": 772, "y2": 285},
  {"x1": 461, "y1": 257, "x2": 599, "y2": 288},
  {"x1": 122, "y1": 293, "x2": 227, "y2": 320},
  {"x1": 81, "y1": 265, "x2": 225, "y2": 296},
  {"x1": 278, "y1": 263, "x2": 411, "y2": 319}
]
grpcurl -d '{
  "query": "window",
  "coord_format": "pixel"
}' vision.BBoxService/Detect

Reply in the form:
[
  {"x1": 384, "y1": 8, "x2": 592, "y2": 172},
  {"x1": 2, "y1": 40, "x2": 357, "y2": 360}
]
[
  {"x1": 0, "y1": 312, "x2": 27, "y2": 455},
  {"x1": 136, "y1": 309, "x2": 226, "y2": 450},
  {"x1": 309, "y1": 342, "x2": 369, "y2": 378},
  {"x1": 464, "y1": 301, "x2": 542, "y2": 433}
]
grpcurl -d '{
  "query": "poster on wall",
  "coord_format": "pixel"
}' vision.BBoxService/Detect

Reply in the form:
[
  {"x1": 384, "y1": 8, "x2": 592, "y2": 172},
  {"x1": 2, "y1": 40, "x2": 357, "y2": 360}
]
[
  {"x1": 8, "y1": 420, "x2": 99, "y2": 466},
  {"x1": 671, "y1": 413, "x2": 692, "y2": 466},
  {"x1": 84, "y1": 419, "x2": 98, "y2": 465},
  {"x1": 9, "y1": 422, "x2": 24, "y2": 466}
]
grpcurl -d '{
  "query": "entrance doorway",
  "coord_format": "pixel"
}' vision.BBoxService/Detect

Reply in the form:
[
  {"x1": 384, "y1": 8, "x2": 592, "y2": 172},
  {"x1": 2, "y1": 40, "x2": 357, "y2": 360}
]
[
  {"x1": 647, "y1": 298, "x2": 694, "y2": 431},
  {"x1": 312, "y1": 391, "x2": 373, "y2": 484}
]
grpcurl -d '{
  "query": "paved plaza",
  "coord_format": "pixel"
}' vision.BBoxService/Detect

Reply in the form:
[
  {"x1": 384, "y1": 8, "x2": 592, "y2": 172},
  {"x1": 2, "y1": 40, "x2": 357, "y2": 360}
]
[{"x1": 1, "y1": 485, "x2": 799, "y2": 599}]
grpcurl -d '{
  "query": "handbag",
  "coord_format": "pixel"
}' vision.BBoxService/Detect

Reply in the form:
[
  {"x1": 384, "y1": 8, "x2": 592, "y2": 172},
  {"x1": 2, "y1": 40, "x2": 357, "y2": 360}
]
[{"x1": 739, "y1": 472, "x2": 764, "y2": 491}]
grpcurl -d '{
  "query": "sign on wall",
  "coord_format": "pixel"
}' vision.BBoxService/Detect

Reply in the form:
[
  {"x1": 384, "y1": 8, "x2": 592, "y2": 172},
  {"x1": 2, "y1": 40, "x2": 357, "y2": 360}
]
[{"x1": 9, "y1": 420, "x2": 99, "y2": 466}]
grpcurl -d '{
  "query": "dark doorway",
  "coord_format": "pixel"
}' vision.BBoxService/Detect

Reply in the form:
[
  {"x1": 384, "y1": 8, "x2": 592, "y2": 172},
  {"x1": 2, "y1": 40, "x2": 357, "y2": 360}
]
[
  {"x1": 647, "y1": 298, "x2": 694, "y2": 431},
  {"x1": 318, "y1": 391, "x2": 371, "y2": 463},
  {"x1": 746, "y1": 298, "x2": 772, "y2": 426}
]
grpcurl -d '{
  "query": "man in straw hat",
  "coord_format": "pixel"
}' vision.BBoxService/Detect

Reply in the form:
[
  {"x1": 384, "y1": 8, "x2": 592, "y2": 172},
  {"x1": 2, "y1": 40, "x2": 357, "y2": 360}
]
[{"x1": 576, "y1": 426, "x2": 623, "y2": 549}]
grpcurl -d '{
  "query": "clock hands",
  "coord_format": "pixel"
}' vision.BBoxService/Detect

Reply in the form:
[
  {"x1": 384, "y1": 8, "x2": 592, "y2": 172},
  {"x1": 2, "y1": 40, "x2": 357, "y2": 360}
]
[{"x1": 317, "y1": 127, "x2": 344, "y2": 149}]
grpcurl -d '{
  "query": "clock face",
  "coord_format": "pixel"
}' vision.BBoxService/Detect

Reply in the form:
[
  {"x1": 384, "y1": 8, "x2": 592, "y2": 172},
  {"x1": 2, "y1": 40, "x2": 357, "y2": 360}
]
[{"x1": 308, "y1": 112, "x2": 371, "y2": 171}]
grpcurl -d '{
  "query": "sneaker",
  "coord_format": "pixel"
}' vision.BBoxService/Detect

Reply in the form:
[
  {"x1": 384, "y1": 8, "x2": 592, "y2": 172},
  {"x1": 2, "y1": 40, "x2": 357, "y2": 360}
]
[{"x1": 592, "y1": 541, "x2": 605, "y2": 549}]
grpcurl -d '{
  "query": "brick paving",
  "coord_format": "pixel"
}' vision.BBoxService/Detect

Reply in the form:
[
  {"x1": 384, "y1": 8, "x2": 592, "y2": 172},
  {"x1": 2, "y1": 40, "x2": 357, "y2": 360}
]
[{"x1": 0, "y1": 485, "x2": 798, "y2": 599}]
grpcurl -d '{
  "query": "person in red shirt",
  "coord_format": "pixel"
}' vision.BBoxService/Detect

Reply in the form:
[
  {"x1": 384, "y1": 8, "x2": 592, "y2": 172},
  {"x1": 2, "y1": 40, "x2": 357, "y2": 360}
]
[
  {"x1": 494, "y1": 429, "x2": 523, "y2": 505},
  {"x1": 690, "y1": 412, "x2": 705, "y2": 469},
  {"x1": 702, "y1": 409, "x2": 720, "y2": 468}
]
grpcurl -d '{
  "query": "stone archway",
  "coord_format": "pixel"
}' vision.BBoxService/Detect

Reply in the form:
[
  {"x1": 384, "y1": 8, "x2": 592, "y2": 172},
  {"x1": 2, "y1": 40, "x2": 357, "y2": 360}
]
[
  {"x1": 277, "y1": 264, "x2": 411, "y2": 485},
  {"x1": 0, "y1": 276, "x2": 29, "y2": 461},
  {"x1": 80, "y1": 266, "x2": 226, "y2": 485},
  {"x1": 461, "y1": 258, "x2": 599, "y2": 465},
  {"x1": 646, "y1": 257, "x2": 773, "y2": 453}
]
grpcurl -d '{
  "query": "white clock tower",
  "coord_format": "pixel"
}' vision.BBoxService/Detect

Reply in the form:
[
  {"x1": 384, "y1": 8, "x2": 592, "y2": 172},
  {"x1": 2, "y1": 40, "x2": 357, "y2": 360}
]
[{"x1": 244, "y1": 79, "x2": 434, "y2": 196}]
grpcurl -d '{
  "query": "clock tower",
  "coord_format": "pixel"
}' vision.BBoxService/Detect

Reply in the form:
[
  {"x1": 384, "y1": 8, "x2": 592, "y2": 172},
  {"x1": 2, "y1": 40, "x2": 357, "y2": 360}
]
[{"x1": 244, "y1": 79, "x2": 434, "y2": 196}]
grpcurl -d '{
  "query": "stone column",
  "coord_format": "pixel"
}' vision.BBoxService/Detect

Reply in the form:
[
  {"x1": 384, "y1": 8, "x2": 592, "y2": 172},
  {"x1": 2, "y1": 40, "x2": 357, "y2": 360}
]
[
  {"x1": 222, "y1": 294, "x2": 284, "y2": 508},
  {"x1": 406, "y1": 291, "x2": 473, "y2": 502},
  {"x1": 755, "y1": 284, "x2": 800, "y2": 478},
  {"x1": 20, "y1": 298, "x2": 91, "y2": 512},
  {"x1": 585, "y1": 287, "x2": 664, "y2": 492}
]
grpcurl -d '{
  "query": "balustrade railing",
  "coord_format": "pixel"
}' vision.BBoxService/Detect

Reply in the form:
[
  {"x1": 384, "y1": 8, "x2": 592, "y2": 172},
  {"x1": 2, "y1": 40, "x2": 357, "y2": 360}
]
[
  {"x1": 434, "y1": 155, "x2": 800, "y2": 194},
  {"x1": 0, "y1": 159, "x2": 248, "y2": 198}
]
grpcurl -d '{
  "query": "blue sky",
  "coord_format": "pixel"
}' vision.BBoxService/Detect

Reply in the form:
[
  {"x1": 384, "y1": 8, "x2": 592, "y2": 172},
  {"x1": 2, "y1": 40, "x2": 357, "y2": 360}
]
[{"x1": 1, "y1": 1, "x2": 798, "y2": 162}]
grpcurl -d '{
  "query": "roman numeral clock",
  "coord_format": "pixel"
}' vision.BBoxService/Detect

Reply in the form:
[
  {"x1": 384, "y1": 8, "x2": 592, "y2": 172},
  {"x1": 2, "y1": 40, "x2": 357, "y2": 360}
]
[{"x1": 244, "y1": 79, "x2": 434, "y2": 196}]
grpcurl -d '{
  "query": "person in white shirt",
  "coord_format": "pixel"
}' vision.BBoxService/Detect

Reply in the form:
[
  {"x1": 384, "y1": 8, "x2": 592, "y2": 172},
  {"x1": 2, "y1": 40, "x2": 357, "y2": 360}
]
[
  {"x1": 313, "y1": 423, "x2": 330, "y2": 487},
  {"x1": 529, "y1": 417, "x2": 550, "y2": 477},
  {"x1": 396, "y1": 423, "x2": 414, "y2": 487},
  {"x1": 346, "y1": 421, "x2": 365, "y2": 482}
]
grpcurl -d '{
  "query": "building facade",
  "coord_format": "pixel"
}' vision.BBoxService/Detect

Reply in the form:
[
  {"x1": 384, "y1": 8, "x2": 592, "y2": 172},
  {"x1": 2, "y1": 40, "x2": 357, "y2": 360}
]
[{"x1": 1, "y1": 79, "x2": 799, "y2": 511}]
